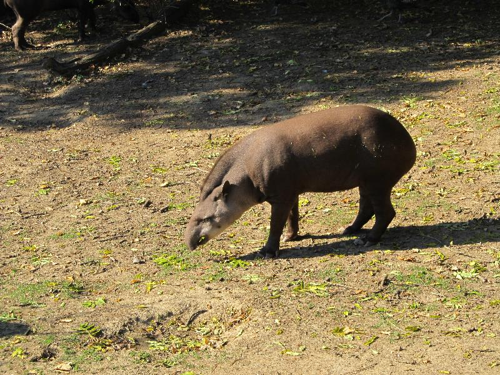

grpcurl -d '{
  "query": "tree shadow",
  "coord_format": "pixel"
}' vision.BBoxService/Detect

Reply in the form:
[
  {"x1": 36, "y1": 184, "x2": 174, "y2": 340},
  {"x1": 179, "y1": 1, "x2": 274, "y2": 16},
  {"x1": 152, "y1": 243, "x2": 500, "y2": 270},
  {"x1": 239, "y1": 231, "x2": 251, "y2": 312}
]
[
  {"x1": 0, "y1": 321, "x2": 31, "y2": 338},
  {"x1": 0, "y1": 0, "x2": 499, "y2": 130},
  {"x1": 242, "y1": 217, "x2": 500, "y2": 259}
]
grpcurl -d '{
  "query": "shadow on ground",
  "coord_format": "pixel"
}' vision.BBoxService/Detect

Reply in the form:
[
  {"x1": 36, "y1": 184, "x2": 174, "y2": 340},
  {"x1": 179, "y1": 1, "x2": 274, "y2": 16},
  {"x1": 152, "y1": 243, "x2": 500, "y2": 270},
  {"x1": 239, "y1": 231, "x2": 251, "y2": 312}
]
[
  {"x1": 0, "y1": 321, "x2": 30, "y2": 338},
  {"x1": 240, "y1": 217, "x2": 500, "y2": 259},
  {"x1": 0, "y1": 0, "x2": 499, "y2": 130}
]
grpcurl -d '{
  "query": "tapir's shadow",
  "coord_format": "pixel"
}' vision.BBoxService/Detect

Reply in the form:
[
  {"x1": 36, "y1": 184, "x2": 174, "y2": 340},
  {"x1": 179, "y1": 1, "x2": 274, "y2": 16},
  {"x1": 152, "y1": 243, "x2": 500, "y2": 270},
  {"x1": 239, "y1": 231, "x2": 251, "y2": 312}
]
[
  {"x1": 0, "y1": 321, "x2": 30, "y2": 338},
  {"x1": 239, "y1": 217, "x2": 500, "y2": 260}
]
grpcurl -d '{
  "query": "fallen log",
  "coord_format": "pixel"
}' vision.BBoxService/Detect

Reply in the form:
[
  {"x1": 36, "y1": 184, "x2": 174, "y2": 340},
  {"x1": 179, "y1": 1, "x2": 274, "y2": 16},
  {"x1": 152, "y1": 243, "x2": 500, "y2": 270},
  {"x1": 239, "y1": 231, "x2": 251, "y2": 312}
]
[{"x1": 43, "y1": 0, "x2": 196, "y2": 76}]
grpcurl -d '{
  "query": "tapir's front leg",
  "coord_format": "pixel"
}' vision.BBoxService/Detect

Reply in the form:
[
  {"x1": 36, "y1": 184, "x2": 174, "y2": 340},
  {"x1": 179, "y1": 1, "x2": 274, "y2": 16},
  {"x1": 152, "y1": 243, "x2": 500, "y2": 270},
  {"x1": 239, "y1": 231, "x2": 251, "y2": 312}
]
[{"x1": 260, "y1": 201, "x2": 295, "y2": 258}]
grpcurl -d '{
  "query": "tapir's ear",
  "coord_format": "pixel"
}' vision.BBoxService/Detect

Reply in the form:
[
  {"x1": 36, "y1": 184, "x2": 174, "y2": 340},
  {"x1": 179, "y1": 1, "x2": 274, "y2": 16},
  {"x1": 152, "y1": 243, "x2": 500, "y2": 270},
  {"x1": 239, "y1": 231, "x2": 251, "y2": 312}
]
[{"x1": 222, "y1": 180, "x2": 232, "y2": 198}]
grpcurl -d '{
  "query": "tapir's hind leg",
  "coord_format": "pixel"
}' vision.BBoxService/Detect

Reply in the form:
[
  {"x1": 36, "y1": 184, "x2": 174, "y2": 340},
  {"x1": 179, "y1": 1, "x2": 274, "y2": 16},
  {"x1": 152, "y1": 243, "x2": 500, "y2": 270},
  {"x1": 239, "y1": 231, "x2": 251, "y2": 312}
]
[
  {"x1": 355, "y1": 188, "x2": 395, "y2": 246},
  {"x1": 343, "y1": 187, "x2": 375, "y2": 235},
  {"x1": 283, "y1": 199, "x2": 299, "y2": 242}
]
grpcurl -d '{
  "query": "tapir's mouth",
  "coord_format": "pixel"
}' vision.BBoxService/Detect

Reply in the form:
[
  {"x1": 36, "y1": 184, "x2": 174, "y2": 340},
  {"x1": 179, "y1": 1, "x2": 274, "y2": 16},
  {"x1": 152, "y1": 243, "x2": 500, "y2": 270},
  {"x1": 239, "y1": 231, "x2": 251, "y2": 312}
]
[
  {"x1": 197, "y1": 235, "x2": 209, "y2": 246},
  {"x1": 189, "y1": 235, "x2": 209, "y2": 250}
]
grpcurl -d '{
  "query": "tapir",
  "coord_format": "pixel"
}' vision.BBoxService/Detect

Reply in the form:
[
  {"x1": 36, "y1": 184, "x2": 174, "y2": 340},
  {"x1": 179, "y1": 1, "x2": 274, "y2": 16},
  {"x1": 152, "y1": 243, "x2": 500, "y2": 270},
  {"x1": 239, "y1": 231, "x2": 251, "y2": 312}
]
[
  {"x1": 4, "y1": 0, "x2": 139, "y2": 50},
  {"x1": 185, "y1": 105, "x2": 416, "y2": 258}
]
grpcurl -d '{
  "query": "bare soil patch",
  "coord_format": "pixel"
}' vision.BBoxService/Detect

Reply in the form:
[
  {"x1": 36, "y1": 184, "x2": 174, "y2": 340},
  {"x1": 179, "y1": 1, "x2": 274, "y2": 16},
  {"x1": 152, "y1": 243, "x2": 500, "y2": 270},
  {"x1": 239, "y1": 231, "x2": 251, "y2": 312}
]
[{"x1": 1, "y1": 1, "x2": 499, "y2": 374}]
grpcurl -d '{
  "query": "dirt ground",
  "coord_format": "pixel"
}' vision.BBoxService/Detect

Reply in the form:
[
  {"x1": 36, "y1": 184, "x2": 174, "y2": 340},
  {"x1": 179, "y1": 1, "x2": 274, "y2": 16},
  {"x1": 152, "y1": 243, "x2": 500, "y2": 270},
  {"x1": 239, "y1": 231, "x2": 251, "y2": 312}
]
[{"x1": 1, "y1": 0, "x2": 499, "y2": 374}]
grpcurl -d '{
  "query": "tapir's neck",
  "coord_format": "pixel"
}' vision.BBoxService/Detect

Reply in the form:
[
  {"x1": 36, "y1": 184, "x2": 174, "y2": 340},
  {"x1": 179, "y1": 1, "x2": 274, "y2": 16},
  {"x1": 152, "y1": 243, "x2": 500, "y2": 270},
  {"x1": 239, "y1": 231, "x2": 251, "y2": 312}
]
[
  {"x1": 228, "y1": 172, "x2": 262, "y2": 209},
  {"x1": 201, "y1": 140, "x2": 258, "y2": 201}
]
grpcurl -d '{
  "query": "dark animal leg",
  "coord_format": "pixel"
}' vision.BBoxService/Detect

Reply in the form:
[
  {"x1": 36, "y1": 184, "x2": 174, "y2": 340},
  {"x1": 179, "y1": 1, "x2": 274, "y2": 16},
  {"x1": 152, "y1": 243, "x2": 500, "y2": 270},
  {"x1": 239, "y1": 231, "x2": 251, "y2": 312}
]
[
  {"x1": 88, "y1": 8, "x2": 97, "y2": 32},
  {"x1": 283, "y1": 198, "x2": 299, "y2": 241},
  {"x1": 76, "y1": 4, "x2": 90, "y2": 42},
  {"x1": 260, "y1": 201, "x2": 295, "y2": 258},
  {"x1": 12, "y1": 16, "x2": 33, "y2": 50},
  {"x1": 11, "y1": 17, "x2": 23, "y2": 50},
  {"x1": 356, "y1": 189, "x2": 395, "y2": 246},
  {"x1": 343, "y1": 188, "x2": 374, "y2": 235},
  {"x1": 114, "y1": 0, "x2": 140, "y2": 23}
]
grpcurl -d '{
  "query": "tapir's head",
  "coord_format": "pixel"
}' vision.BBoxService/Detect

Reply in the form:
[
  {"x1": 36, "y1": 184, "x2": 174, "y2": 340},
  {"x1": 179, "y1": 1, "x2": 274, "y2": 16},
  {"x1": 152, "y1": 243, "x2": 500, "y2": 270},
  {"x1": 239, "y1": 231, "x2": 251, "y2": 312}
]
[{"x1": 185, "y1": 181, "x2": 253, "y2": 251}]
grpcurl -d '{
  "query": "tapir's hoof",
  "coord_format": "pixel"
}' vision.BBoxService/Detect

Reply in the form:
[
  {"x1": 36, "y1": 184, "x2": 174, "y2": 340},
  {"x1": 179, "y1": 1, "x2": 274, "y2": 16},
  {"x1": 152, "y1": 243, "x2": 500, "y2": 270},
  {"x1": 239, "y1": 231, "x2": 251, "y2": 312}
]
[
  {"x1": 353, "y1": 238, "x2": 364, "y2": 246},
  {"x1": 343, "y1": 226, "x2": 360, "y2": 235},
  {"x1": 252, "y1": 252, "x2": 275, "y2": 260},
  {"x1": 353, "y1": 238, "x2": 378, "y2": 247},
  {"x1": 283, "y1": 233, "x2": 299, "y2": 242},
  {"x1": 258, "y1": 247, "x2": 278, "y2": 259},
  {"x1": 76, "y1": 36, "x2": 94, "y2": 44},
  {"x1": 251, "y1": 252, "x2": 265, "y2": 260},
  {"x1": 16, "y1": 42, "x2": 35, "y2": 51}
]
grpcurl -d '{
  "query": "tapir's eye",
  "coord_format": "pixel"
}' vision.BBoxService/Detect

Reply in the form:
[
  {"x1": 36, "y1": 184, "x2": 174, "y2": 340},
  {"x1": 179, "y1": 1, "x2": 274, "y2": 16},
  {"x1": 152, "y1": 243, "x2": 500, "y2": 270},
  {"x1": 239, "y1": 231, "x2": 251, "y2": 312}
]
[{"x1": 197, "y1": 217, "x2": 213, "y2": 224}]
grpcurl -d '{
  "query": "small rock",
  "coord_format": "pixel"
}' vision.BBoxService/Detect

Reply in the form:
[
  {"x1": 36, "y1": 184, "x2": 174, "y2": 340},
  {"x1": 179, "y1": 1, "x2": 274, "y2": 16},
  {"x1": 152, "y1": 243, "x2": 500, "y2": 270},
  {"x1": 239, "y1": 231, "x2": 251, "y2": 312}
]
[
  {"x1": 353, "y1": 238, "x2": 365, "y2": 246},
  {"x1": 132, "y1": 256, "x2": 144, "y2": 264}
]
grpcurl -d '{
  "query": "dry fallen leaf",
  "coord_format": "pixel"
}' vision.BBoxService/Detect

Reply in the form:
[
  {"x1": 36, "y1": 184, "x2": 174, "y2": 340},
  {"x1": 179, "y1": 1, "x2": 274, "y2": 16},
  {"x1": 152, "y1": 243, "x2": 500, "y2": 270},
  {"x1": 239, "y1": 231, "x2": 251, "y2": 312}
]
[{"x1": 55, "y1": 362, "x2": 73, "y2": 372}]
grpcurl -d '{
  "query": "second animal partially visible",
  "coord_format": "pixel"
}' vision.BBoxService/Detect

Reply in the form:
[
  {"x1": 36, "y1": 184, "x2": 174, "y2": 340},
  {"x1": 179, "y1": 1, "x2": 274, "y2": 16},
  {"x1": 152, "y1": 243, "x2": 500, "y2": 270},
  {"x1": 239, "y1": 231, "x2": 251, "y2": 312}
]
[{"x1": 4, "y1": 0, "x2": 139, "y2": 50}]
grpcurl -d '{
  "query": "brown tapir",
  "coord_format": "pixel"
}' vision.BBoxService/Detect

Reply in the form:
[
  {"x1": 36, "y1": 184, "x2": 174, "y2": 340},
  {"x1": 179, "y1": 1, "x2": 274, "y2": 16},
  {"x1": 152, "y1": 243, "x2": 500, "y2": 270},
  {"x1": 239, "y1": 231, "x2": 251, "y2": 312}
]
[
  {"x1": 4, "y1": 0, "x2": 139, "y2": 50},
  {"x1": 185, "y1": 105, "x2": 416, "y2": 258}
]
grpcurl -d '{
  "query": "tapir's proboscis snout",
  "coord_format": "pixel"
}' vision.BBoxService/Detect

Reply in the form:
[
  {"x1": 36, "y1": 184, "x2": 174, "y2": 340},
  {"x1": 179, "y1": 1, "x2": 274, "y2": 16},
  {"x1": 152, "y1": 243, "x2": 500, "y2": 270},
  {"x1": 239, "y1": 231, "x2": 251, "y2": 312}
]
[
  {"x1": 185, "y1": 105, "x2": 416, "y2": 258},
  {"x1": 185, "y1": 181, "x2": 257, "y2": 251}
]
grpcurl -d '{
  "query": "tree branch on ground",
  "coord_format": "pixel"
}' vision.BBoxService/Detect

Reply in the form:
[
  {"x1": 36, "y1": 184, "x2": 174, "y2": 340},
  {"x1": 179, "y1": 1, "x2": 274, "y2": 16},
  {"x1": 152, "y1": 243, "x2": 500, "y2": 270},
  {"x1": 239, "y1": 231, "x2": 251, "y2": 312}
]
[{"x1": 43, "y1": 0, "x2": 197, "y2": 76}]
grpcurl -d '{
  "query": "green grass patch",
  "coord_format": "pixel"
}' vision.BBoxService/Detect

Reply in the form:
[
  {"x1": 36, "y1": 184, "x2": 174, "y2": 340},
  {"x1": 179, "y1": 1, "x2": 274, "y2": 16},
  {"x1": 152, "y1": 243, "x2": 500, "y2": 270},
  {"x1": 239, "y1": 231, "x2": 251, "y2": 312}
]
[
  {"x1": 0, "y1": 311, "x2": 18, "y2": 322},
  {"x1": 242, "y1": 274, "x2": 262, "y2": 284},
  {"x1": 204, "y1": 134, "x2": 235, "y2": 149},
  {"x1": 49, "y1": 226, "x2": 95, "y2": 240},
  {"x1": 292, "y1": 280, "x2": 330, "y2": 297},
  {"x1": 227, "y1": 259, "x2": 251, "y2": 268},
  {"x1": 5, "y1": 179, "x2": 18, "y2": 186},
  {"x1": 153, "y1": 247, "x2": 197, "y2": 272},
  {"x1": 8, "y1": 280, "x2": 84, "y2": 306},
  {"x1": 391, "y1": 267, "x2": 448, "y2": 290},
  {"x1": 82, "y1": 298, "x2": 106, "y2": 309},
  {"x1": 154, "y1": 254, "x2": 192, "y2": 271},
  {"x1": 163, "y1": 202, "x2": 192, "y2": 211},
  {"x1": 151, "y1": 165, "x2": 168, "y2": 174},
  {"x1": 107, "y1": 156, "x2": 122, "y2": 171},
  {"x1": 9, "y1": 282, "x2": 50, "y2": 306},
  {"x1": 204, "y1": 264, "x2": 228, "y2": 282},
  {"x1": 77, "y1": 322, "x2": 102, "y2": 338},
  {"x1": 317, "y1": 266, "x2": 344, "y2": 283}
]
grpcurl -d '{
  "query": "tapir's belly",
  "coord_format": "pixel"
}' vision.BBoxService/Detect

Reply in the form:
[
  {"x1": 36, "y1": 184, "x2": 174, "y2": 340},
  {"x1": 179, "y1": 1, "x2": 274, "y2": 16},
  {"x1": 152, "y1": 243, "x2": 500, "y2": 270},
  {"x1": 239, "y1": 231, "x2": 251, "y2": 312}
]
[
  {"x1": 293, "y1": 152, "x2": 363, "y2": 193},
  {"x1": 258, "y1": 142, "x2": 369, "y2": 196}
]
